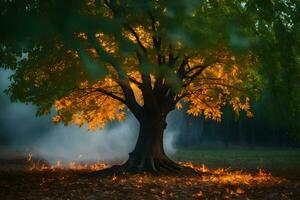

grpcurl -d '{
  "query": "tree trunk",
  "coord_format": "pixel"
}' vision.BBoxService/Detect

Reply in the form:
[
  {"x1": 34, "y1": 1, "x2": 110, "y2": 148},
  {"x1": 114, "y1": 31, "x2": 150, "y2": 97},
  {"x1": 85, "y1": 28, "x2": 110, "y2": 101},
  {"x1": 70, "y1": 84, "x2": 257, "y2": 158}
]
[
  {"x1": 125, "y1": 115, "x2": 174, "y2": 172},
  {"x1": 91, "y1": 111, "x2": 198, "y2": 176}
]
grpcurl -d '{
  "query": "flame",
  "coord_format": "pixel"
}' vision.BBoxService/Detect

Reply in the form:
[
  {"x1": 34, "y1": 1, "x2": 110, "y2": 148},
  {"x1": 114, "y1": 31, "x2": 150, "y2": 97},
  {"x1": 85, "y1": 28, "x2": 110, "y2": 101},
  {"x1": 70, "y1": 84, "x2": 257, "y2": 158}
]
[
  {"x1": 28, "y1": 161, "x2": 111, "y2": 171},
  {"x1": 26, "y1": 154, "x2": 111, "y2": 171},
  {"x1": 201, "y1": 163, "x2": 209, "y2": 172},
  {"x1": 23, "y1": 154, "x2": 288, "y2": 199},
  {"x1": 178, "y1": 162, "x2": 285, "y2": 185},
  {"x1": 111, "y1": 175, "x2": 117, "y2": 181},
  {"x1": 193, "y1": 191, "x2": 204, "y2": 197},
  {"x1": 26, "y1": 154, "x2": 285, "y2": 189},
  {"x1": 27, "y1": 152, "x2": 33, "y2": 162}
]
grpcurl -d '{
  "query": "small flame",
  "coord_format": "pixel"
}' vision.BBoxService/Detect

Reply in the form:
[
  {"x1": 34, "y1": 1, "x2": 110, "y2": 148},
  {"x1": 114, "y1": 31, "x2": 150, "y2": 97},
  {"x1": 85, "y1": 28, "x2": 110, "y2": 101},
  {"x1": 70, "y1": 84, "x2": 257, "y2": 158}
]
[
  {"x1": 26, "y1": 159, "x2": 285, "y2": 188},
  {"x1": 111, "y1": 175, "x2": 117, "y2": 181},
  {"x1": 27, "y1": 153, "x2": 33, "y2": 162},
  {"x1": 201, "y1": 164, "x2": 209, "y2": 172},
  {"x1": 177, "y1": 162, "x2": 285, "y2": 185},
  {"x1": 193, "y1": 191, "x2": 204, "y2": 197},
  {"x1": 27, "y1": 160, "x2": 111, "y2": 171}
]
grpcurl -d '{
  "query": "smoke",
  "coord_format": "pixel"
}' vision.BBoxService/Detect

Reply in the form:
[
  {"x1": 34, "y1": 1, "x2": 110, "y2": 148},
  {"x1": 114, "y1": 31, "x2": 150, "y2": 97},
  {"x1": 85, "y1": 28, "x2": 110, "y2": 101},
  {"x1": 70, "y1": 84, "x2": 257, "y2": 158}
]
[
  {"x1": 30, "y1": 114, "x2": 179, "y2": 164},
  {"x1": 0, "y1": 69, "x2": 179, "y2": 163},
  {"x1": 0, "y1": 69, "x2": 52, "y2": 145},
  {"x1": 32, "y1": 117, "x2": 139, "y2": 163}
]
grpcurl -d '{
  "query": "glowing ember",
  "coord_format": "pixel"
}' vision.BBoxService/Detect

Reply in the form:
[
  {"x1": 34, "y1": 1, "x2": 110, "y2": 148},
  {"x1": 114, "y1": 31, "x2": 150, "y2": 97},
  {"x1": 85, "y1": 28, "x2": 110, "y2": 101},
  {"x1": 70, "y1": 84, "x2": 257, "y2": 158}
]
[
  {"x1": 26, "y1": 154, "x2": 286, "y2": 187},
  {"x1": 26, "y1": 153, "x2": 111, "y2": 171},
  {"x1": 19, "y1": 155, "x2": 292, "y2": 199},
  {"x1": 27, "y1": 153, "x2": 33, "y2": 162},
  {"x1": 179, "y1": 162, "x2": 285, "y2": 185},
  {"x1": 28, "y1": 158, "x2": 285, "y2": 186},
  {"x1": 193, "y1": 191, "x2": 204, "y2": 197},
  {"x1": 28, "y1": 161, "x2": 110, "y2": 171}
]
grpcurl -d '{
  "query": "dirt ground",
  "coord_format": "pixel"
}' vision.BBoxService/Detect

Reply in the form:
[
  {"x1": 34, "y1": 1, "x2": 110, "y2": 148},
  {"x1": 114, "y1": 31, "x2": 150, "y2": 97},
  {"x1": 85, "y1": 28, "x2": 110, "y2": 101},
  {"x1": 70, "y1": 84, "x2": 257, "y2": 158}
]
[{"x1": 0, "y1": 146, "x2": 299, "y2": 200}]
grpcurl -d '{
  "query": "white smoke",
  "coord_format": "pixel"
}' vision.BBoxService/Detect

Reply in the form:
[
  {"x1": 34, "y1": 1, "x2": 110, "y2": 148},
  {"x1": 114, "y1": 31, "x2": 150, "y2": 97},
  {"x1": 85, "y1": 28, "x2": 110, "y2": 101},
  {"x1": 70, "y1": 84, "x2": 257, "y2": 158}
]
[
  {"x1": 1, "y1": 69, "x2": 179, "y2": 163},
  {"x1": 32, "y1": 114, "x2": 178, "y2": 164}
]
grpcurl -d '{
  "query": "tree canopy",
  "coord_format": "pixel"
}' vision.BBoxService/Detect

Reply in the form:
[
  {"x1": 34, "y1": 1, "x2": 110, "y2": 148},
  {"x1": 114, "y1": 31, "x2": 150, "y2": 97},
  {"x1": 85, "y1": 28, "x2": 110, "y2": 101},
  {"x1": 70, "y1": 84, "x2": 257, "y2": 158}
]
[{"x1": 1, "y1": 0, "x2": 260, "y2": 130}]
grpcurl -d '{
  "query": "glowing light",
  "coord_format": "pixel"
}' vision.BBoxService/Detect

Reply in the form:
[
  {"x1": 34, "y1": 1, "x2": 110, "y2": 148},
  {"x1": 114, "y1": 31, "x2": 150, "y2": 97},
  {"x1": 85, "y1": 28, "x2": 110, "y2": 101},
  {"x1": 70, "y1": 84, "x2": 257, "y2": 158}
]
[
  {"x1": 27, "y1": 152, "x2": 33, "y2": 162},
  {"x1": 27, "y1": 158, "x2": 111, "y2": 171},
  {"x1": 26, "y1": 158, "x2": 285, "y2": 187}
]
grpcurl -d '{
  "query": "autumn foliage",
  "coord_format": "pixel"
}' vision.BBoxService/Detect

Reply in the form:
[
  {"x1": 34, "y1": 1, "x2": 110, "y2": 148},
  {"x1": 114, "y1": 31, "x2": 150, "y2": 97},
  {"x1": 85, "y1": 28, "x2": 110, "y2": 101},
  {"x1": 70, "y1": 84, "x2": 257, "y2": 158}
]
[
  {"x1": 52, "y1": 26, "x2": 257, "y2": 130},
  {"x1": 1, "y1": 0, "x2": 261, "y2": 174}
]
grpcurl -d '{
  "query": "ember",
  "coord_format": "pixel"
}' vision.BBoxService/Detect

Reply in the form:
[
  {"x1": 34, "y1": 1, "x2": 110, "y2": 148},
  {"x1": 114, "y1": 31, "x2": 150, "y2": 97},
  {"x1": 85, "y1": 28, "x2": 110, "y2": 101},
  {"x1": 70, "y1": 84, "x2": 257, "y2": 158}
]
[
  {"x1": 27, "y1": 152, "x2": 33, "y2": 162},
  {"x1": 27, "y1": 160, "x2": 111, "y2": 171},
  {"x1": 26, "y1": 153, "x2": 111, "y2": 171},
  {"x1": 0, "y1": 153, "x2": 296, "y2": 200},
  {"x1": 26, "y1": 154, "x2": 285, "y2": 186},
  {"x1": 180, "y1": 162, "x2": 285, "y2": 185}
]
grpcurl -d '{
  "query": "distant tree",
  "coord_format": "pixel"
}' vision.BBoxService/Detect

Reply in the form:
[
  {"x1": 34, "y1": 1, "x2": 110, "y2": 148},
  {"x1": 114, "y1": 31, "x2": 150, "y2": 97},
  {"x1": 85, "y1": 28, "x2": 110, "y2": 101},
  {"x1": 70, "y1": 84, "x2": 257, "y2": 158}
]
[
  {"x1": 1, "y1": 0, "x2": 259, "y2": 174},
  {"x1": 247, "y1": 0, "x2": 300, "y2": 138}
]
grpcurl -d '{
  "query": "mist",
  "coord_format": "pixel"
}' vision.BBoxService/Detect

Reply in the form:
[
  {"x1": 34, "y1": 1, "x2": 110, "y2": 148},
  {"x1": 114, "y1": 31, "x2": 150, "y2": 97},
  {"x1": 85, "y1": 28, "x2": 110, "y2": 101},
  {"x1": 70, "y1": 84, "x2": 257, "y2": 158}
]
[
  {"x1": 0, "y1": 69, "x2": 180, "y2": 163},
  {"x1": 29, "y1": 113, "x2": 179, "y2": 163}
]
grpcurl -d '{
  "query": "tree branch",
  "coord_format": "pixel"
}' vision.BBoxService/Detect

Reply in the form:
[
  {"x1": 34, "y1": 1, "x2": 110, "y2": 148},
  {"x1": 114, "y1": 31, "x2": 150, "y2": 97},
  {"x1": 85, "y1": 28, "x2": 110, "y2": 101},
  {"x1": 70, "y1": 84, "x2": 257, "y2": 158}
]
[
  {"x1": 194, "y1": 82, "x2": 244, "y2": 91},
  {"x1": 128, "y1": 75, "x2": 142, "y2": 86},
  {"x1": 177, "y1": 56, "x2": 189, "y2": 79},
  {"x1": 136, "y1": 51, "x2": 157, "y2": 109},
  {"x1": 182, "y1": 64, "x2": 205, "y2": 77},
  {"x1": 75, "y1": 87, "x2": 126, "y2": 104},
  {"x1": 125, "y1": 24, "x2": 147, "y2": 55},
  {"x1": 116, "y1": 78, "x2": 143, "y2": 116},
  {"x1": 96, "y1": 89, "x2": 120, "y2": 103},
  {"x1": 105, "y1": 0, "x2": 147, "y2": 55},
  {"x1": 182, "y1": 64, "x2": 210, "y2": 87}
]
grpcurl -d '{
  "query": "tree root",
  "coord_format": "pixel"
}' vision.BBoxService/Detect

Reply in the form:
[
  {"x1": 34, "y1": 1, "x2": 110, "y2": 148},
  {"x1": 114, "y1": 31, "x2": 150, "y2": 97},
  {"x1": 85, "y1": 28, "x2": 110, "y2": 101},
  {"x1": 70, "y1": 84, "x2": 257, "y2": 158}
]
[{"x1": 86, "y1": 157, "x2": 201, "y2": 177}]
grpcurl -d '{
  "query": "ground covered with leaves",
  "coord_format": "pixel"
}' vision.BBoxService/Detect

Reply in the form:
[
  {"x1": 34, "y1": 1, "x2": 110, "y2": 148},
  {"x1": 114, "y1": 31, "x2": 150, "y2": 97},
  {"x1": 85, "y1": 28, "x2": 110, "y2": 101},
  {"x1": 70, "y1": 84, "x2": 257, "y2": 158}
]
[
  {"x1": 1, "y1": 148, "x2": 300, "y2": 199},
  {"x1": 0, "y1": 163, "x2": 299, "y2": 199}
]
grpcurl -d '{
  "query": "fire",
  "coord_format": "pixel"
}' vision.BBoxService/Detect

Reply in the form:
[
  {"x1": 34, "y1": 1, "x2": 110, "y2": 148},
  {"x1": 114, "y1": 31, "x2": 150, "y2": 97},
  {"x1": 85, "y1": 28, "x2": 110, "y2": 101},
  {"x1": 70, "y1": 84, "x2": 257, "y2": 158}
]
[
  {"x1": 178, "y1": 161, "x2": 285, "y2": 185},
  {"x1": 201, "y1": 164, "x2": 209, "y2": 172},
  {"x1": 23, "y1": 153, "x2": 289, "y2": 199},
  {"x1": 111, "y1": 175, "x2": 117, "y2": 181},
  {"x1": 26, "y1": 154, "x2": 285, "y2": 187},
  {"x1": 27, "y1": 153, "x2": 111, "y2": 171},
  {"x1": 27, "y1": 152, "x2": 33, "y2": 161},
  {"x1": 28, "y1": 160, "x2": 111, "y2": 171},
  {"x1": 193, "y1": 191, "x2": 204, "y2": 197},
  {"x1": 19, "y1": 154, "x2": 291, "y2": 199}
]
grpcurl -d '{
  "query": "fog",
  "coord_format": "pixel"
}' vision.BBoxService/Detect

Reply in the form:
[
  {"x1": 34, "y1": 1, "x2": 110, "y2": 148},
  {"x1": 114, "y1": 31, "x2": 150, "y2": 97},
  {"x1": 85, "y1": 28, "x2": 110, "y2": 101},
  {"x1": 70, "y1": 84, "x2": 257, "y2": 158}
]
[
  {"x1": 30, "y1": 114, "x2": 179, "y2": 163},
  {"x1": 0, "y1": 69, "x2": 180, "y2": 163}
]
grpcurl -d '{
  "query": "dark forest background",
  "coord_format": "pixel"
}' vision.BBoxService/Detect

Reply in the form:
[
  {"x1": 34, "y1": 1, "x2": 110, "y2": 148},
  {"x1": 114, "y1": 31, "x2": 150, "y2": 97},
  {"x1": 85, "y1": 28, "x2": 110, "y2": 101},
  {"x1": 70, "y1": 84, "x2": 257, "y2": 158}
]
[{"x1": 176, "y1": 105, "x2": 300, "y2": 149}]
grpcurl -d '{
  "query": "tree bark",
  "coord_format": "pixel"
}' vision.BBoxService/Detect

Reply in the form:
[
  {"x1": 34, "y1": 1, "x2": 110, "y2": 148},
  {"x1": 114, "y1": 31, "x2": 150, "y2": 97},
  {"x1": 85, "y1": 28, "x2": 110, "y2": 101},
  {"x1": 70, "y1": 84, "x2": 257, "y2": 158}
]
[
  {"x1": 91, "y1": 110, "x2": 198, "y2": 176},
  {"x1": 125, "y1": 115, "x2": 174, "y2": 172}
]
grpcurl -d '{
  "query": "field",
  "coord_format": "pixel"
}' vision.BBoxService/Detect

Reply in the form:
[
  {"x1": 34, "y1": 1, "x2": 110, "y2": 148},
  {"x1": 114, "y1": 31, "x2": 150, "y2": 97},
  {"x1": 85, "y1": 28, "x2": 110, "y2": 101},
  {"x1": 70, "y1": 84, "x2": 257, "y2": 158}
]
[
  {"x1": 0, "y1": 147, "x2": 300, "y2": 199},
  {"x1": 173, "y1": 148, "x2": 300, "y2": 179}
]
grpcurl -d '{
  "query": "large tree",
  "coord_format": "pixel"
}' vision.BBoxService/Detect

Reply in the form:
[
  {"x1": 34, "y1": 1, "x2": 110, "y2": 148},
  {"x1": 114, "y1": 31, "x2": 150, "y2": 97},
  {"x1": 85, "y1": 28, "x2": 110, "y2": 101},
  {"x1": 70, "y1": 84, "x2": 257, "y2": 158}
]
[{"x1": 1, "y1": 0, "x2": 259, "y2": 174}]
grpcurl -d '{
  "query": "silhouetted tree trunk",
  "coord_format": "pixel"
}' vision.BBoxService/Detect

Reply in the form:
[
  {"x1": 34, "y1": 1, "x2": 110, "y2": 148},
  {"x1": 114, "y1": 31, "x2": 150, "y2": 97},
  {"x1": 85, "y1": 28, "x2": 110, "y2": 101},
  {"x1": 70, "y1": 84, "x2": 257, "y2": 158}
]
[
  {"x1": 126, "y1": 114, "x2": 170, "y2": 171},
  {"x1": 93, "y1": 106, "x2": 198, "y2": 176}
]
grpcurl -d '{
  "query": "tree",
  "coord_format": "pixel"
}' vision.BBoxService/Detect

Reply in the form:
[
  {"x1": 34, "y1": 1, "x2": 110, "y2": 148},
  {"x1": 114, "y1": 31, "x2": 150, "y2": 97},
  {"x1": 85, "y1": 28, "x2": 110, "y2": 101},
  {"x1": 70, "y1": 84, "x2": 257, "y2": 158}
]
[
  {"x1": 1, "y1": 0, "x2": 259, "y2": 175},
  {"x1": 247, "y1": 0, "x2": 300, "y2": 138}
]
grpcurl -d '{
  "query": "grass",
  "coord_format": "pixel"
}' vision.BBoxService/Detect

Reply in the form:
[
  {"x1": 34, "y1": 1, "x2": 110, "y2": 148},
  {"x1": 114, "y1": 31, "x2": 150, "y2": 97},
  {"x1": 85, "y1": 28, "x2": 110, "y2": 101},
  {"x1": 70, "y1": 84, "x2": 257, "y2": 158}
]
[{"x1": 171, "y1": 148, "x2": 300, "y2": 178}]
